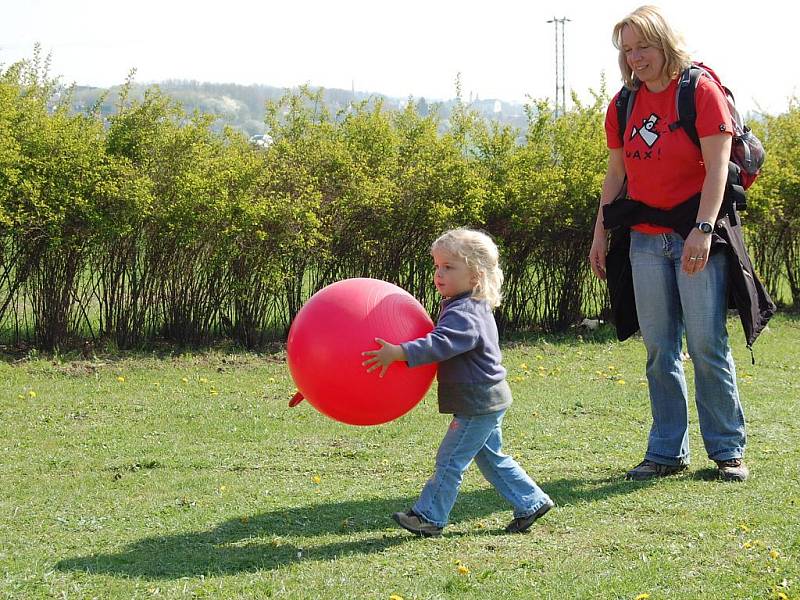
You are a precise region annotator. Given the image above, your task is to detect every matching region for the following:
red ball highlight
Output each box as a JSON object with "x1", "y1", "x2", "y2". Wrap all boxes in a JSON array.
[{"x1": 287, "y1": 278, "x2": 437, "y2": 425}]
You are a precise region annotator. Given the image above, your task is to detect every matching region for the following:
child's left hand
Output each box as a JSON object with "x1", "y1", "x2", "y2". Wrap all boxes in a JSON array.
[{"x1": 362, "y1": 338, "x2": 406, "y2": 378}]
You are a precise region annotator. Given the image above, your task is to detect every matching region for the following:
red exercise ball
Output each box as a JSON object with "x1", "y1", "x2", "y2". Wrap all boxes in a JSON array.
[{"x1": 287, "y1": 278, "x2": 437, "y2": 426}]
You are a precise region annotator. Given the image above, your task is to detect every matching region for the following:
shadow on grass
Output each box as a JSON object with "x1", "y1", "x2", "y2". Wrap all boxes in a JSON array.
[{"x1": 55, "y1": 475, "x2": 644, "y2": 579}]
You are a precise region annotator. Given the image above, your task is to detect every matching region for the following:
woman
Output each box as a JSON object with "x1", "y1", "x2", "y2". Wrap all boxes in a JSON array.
[{"x1": 589, "y1": 5, "x2": 748, "y2": 481}]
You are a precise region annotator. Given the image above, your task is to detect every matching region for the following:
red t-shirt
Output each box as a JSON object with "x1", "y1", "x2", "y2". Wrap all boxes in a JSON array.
[{"x1": 605, "y1": 75, "x2": 733, "y2": 233}]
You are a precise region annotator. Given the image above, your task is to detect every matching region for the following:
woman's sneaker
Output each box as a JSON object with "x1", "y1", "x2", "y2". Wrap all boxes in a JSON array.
[
  {"x1": 625, "y1": 459, "x2": 687, "y2": 480},
  {"x1": 715, "y1": 458, "x2": 749, "y2": 481},
  {"x1": 392, "y1": 509, "x2": 443, "y2": 537}
]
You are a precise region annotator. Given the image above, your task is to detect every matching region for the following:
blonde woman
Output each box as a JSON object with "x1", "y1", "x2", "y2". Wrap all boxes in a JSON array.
[
  {"x1": 589, "y1": 6, "x2": 748, "y2": 481},
  {"x1": 363, "y1": 228, "x2": 553, "y2": 536}
]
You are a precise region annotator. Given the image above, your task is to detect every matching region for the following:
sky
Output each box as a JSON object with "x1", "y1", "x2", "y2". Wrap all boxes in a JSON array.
[{"x1": 1, "y1": 0, "x2": 798, "y2": 116}]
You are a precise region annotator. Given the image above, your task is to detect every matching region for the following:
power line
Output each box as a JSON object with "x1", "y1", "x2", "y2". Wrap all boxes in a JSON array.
[{"x1": 546, "y1": 16, "x2": 570, "y2": 117}]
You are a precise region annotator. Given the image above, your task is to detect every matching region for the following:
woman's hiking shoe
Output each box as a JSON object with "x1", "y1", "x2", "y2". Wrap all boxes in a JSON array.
[
  {"x1": 625, "y1": 459, "x2": 687, "y2": 481},
  {"x1": 505, "y1": 499, "x2": 555, "y2": 534},
  {"x1": 715, "y1": 458, "x2": 749, "y2": 481},
  {"x1": 392, "y1": 509, "x2": 443, "y2": 537}
]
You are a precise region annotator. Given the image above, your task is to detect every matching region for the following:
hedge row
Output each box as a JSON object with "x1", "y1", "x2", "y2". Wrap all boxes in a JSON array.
[{"x1": 1, "y1": 55, "x2": 797, "y2": 350}]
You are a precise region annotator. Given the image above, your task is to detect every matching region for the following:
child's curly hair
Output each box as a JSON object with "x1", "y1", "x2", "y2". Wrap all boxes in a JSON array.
[{"x1": 431, "y1": 228, "x2": 503, "y2": 308}]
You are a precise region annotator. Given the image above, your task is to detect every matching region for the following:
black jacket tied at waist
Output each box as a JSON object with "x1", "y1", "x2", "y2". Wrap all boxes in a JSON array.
[{"x1": 602, "y1": 196, "x2": 776, "y2": 352}]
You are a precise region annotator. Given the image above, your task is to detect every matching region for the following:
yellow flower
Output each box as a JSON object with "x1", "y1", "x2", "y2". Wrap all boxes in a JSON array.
[
  {"x1": 519, "y1": 362, "x2": 528, "y2": 370},
  {"x1": 618, "y1": 380, "x2": 626, "y2": 385},
  {"x1": 635, "y1": 594, "x2": 650, "y2": 600},
  {"x1": 776, "y1": 592, "x2": 788, "y2": 600},
  {"x1": 769, "y1": 549, "x2": 780, "y2": 559},
  {"x1": 210, "y1": 388, "x2": 219, "y2": 396},
  {"x1": 199, "y1": 377, "x2": 209, "y2": 384},
  {"x1": 312, "y1": 475, "x2": 321, "y2": 484},
  {"x1": 181, "y1": 377, "x2": 188, "y2": 383},
  {"x1": 389, "y1": 595, "x2": 405, "y2": 600},
  {"x1": 743, "y1": 541, "x2": 753, "y2": 549},
  {"x1": 457, "y1": 564, "x2": 470, "y2": 575},
  {"x1": 268, "y1": 377, "x2": 276, "y2": 383},
  {"x1": 219, "y1": 485, "x2": 226, "y2": 492},
  {"x1": 116, "y1": 376, "x2": 125, "y2": 382},
  {"x1": 28, "y1": 390, "x2": 36, "y2": 398}
]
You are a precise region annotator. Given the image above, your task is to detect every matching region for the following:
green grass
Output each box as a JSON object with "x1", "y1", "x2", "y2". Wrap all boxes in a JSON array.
[{"x1": 1, "y1": 315, "x2": 798, "y2": 599}]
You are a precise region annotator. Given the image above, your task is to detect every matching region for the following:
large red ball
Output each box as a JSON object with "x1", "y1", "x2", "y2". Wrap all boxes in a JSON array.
[{"x1": 287, "y1": 278, "x2": 437, "y2": 425}]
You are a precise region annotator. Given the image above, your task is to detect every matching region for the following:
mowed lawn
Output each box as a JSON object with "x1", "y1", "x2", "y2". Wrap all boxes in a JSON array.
[{"x1": 1, "y1": 315, "x2": 798, "y2": 599}]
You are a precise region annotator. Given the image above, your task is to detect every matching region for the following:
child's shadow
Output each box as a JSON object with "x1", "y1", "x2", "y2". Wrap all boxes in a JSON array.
[{"x1": 55, "y1": 475, "x2": 643, "y2": 579}]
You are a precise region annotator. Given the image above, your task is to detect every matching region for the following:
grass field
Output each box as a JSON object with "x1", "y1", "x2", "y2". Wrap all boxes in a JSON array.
[{"x1": 1, "y1": 315, "x2": 798, "y2": 599}]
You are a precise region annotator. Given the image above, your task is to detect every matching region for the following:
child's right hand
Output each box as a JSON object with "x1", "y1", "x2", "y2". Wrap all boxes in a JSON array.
[{"x1": 362, "y1": 338, "x2": 406, "y2": 378}]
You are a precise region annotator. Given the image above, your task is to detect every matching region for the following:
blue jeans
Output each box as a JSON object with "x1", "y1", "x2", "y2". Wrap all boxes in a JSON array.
[
  {"x1": 412, "y1": 409, "x2": 551, "y2": 528},
  {"x1": 629, "y1": 231, "x2": 746, "y2": 465}
]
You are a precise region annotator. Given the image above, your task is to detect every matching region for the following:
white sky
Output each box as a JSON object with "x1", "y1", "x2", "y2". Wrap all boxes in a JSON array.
[{"x1": 1, "y1": 0, "x2": 798, "y2": 115}]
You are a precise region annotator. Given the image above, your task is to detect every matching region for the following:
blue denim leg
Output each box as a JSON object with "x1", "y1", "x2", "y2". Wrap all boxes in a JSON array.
[
  {"x1": 629, "y1": 231, "x2": 745, "y2": 465},
  {"x1": 472, "y1": 413, "x2": 552, "y2": 519},
  {"x1": 677, "y1": 244, "x2": 746, "y2": 461},
  {"x1": 413, "y1": 410, "x2": 549, "y2": 527}
]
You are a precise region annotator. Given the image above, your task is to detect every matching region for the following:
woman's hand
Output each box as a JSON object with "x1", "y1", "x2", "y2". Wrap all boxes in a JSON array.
[
  {"x1": 362, "y1": 338, "x2": 406, "y2": 378},
  {"x1": 589, "y1": 232, "x2": 609, "y2": 280},
  {"x1": 681, "y1": 228, "x2": 713, "y2": 275}
]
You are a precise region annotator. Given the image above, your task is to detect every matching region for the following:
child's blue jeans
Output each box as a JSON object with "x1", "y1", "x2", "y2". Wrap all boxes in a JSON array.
[{"x1": 412, "y1": 409, "x2": 551, "y2": 528}]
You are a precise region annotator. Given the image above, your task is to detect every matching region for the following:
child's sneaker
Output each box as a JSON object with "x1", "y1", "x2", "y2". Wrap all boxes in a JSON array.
[
  {"x1": 392, "y1": 509, "x2": 443, "y2": 537},
  {"x1": 505, "y1": 499, "x2": 554, "y2": 534}
]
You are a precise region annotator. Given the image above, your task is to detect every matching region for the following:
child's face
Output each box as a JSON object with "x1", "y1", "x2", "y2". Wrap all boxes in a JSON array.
[{"x1": 432, "y1": 248, "x2": 476, "y2": 298}]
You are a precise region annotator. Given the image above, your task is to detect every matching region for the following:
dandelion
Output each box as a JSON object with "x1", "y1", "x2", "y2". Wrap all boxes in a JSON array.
[
  {"x1": 219, "y1": 485, "x2": 227, "y2": 492},
  {"x1": 607, "y1": 365, "x2": 616, "y2": 371},
  {"x1": 18, "y1": 394, "x2": 24, "y2": 400},
  {"x1": 738, "y1": 522, "x2": 750, "y2": 533},
  {"x1": 618, "y1": 380, "x2": 626, "y2": 385},
  {"x1": 312, "y1": 475, "x2": 321, "y2": 484},
  {"x1": 199, "y1": 377, "x2": 209, "y2": 384},
  {"x1": 743, "y1": 540, "x2": 753, "y2": 549},
  {"x1": 635, "y1": 594, "x2": 650, "y2": 600},
  {"x1": 181, "y1": 377, "x2": 188, "y2": 383},
  {"x1": 520, "y1": 362, "x2": 528, "y2": 370},
  {"x1": 29, "y1": 390, "x2": 37, "y2": 398},
  {"x1": 776, "y1": 592, "x2": 788, "y2": 600},
  {"x1": 457, "y1": 564, "x2": 470, "y2": 575},
  {"x1": 116, "y1": 376, "x2": 125, "y2": 382},
  {"x1": 769, "y1": 549, "x2": 780, "y2": 560},
  {"x1": 389, "y1": 595, "x2": 405, "y2": 600}
]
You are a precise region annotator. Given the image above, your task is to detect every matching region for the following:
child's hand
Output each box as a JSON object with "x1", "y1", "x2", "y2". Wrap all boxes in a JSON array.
[{"x1": 362, "y1": 338, "x2": 406, "y2": 378}]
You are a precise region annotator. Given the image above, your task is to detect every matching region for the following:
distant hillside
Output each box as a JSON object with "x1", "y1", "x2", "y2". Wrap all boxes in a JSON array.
[{"x1": 68, "y1": 80, "x2": 532, "y2": 137}]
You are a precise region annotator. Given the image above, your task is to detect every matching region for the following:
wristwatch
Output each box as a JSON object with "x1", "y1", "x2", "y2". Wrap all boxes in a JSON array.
[{"x1": 695, "y1": 221, "x2": 713, "y2": 234}]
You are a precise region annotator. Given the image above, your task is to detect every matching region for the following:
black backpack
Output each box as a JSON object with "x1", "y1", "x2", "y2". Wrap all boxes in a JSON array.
[{"x1": 615, "y1": 62, "x2": 765, "y2": 210}]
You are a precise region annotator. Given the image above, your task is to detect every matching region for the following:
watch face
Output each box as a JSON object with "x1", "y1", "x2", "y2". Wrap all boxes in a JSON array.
[{"x1": 698, "y1": 222, "x2": 713, "y2": 234}]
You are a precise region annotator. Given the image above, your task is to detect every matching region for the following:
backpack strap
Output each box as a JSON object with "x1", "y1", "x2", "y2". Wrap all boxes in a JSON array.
[
  {"x1": 669, "y1": 66, "x2": 701, "y2": 148},
  {"x1": 615, "y1": 85, "x2": 637, "y2": 146}
]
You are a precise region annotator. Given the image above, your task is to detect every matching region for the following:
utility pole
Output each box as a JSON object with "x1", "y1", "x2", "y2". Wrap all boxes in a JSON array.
[{"x1": 546, "y1": 16, "x2": 570, "y2": 117}]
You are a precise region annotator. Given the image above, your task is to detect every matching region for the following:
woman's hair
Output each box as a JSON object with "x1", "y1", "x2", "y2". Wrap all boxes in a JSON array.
[
  {"x1": 431, "y1": 228, "x2": 503, "y2": 308},
  {"x1": 612, "y1": 5, "x2": 692, "y2": 89}
]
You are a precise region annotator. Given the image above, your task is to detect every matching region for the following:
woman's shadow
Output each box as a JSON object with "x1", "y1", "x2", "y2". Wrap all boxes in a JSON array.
[{"x1": 55, "y1": 475, "x2": 646, "y2": 579}]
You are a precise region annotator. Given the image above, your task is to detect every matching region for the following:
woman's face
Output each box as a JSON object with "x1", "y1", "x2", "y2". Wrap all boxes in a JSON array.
[{"x1": 621, "y1": 24, "x2": 668, "y2": 90}]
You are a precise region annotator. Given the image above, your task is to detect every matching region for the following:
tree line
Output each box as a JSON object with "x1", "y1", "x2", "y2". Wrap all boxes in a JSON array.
[{"x1": 1, "y1": 52, "x2": 798, "y2": 350}]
